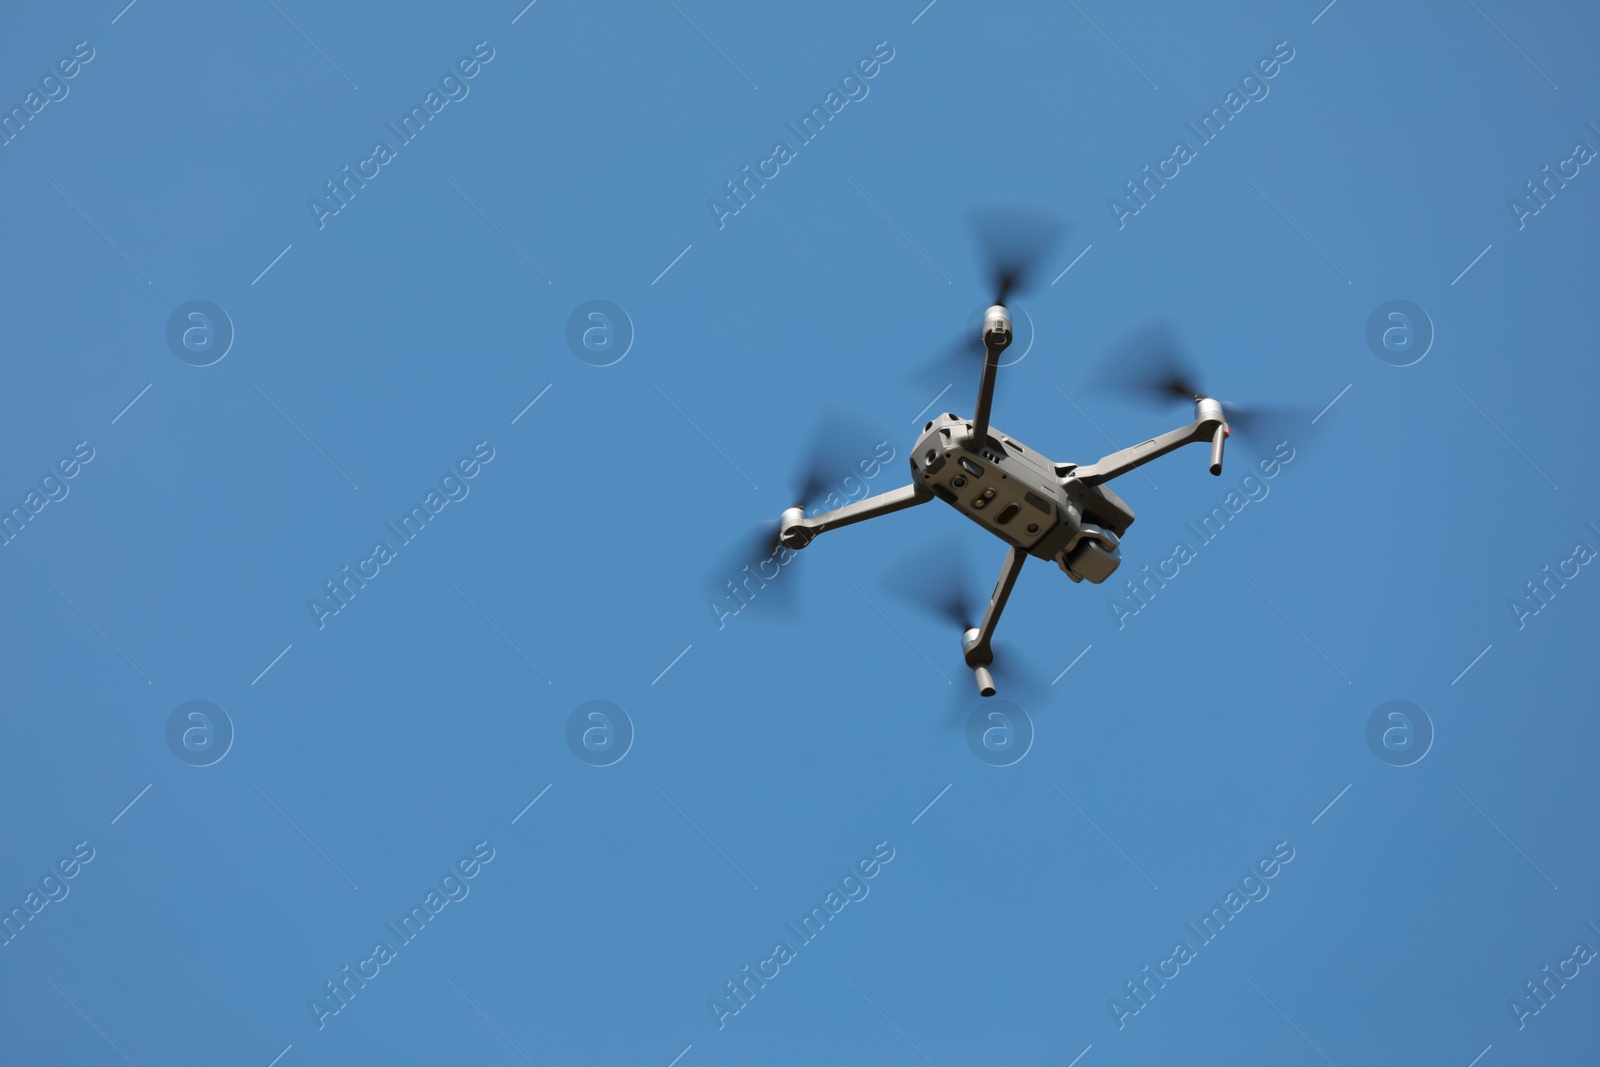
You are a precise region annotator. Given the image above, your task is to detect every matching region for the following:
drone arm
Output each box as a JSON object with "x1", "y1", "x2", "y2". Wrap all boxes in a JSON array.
[
  {"x1": 966, "y1": 307, "x2": 1015, "y2": 451},
  {"x1": 967, "y1": 344, "x2": 1003, "y2": 450},
  {"x1": 1072, "y1": 404, "x2": 1227, "y2": 486},
  {"x1": 780, "y1": 482, "x2": 933, "y2": 548},
  {"x1": 962, "y1": 545, "x2": 1027, "y2": 696}
]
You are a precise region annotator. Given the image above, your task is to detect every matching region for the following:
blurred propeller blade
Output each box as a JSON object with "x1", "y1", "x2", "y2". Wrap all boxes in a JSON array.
[
  {"x1": 1091, "y1": 319, "x2": 1203, "y2": 406},
  {"x1": 935, "y1": 640, "x2": 1050, "y2": 732},
  {"x1": 883, "y1": 537, "x2": 1050, "y2": 721},
  {"x1": 704, "y1": 410, "x2": 893, "y2": 622},
  {"x1": 1216, "y1": 401, "x2": 1317, "y2": 447},
  {"x1": 1091, "y1": 319, "x2": 1312, "y2": 446},
  {"x1": 792, "y1": 409, "x2": 891, "y2": 510},
  {"x1": 704, "y1": 520, "x2": 799, "y2": 620},
  {"x1": 903, "y1": 204, "x2": 1064, "y2": 398},
  {"x1": 981, "y1": 639, "x2": 1047, "y2": 703},
  {"x1": 904, "y1": 332, "x2": 983, "y2": 404},
  {"x1": 970, "y1": 203, "x2": 1064, "y2": 305},
  {"x1": 880, "y1": 535, "x2": 978, "y2": 632}
]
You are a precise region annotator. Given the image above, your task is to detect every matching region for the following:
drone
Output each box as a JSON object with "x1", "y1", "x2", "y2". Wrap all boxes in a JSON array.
[{"x1": 769, "y1": 206, "x2": 1276, "y2": 698}]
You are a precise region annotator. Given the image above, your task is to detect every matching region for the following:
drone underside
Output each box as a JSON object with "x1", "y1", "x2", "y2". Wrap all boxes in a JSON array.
[
  {"x1": 906, "y1": 411, "x2": 1132, "y2": 583},
  {"x1": 778, "y1": 300, "x2": 1229, "y2": 698}
]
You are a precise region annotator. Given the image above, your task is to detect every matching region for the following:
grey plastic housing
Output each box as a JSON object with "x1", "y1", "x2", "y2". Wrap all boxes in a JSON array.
[{"x1": 775, "y1": 389, "x2": 1227, "y2": 697}]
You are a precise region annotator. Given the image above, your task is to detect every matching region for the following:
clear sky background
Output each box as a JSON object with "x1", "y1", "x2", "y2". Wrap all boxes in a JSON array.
[{"x1": 1, "y1": 1, "x2": 1597, "y2": 1065}]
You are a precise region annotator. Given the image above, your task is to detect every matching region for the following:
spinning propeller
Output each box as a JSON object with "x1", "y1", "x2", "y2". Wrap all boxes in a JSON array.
[
  {"x1": 971, "y1": 201, "x2": 1065, "y2": 308},
  {"x1": 908, "y1": 204, "x2": 1065, "y2": 393},
  {"x1": 880, "y1": 535, "x2": 1043, "y2": 716},
  {"x1": 1092, "y1": 320, "x2": 1309, "y2": 445},
  {"x1": 722, "y1": 202, "x2": 1295, "y2": 704},
  {"x1": 708, "y1": 411, "x2": 887, "y2": 619}
]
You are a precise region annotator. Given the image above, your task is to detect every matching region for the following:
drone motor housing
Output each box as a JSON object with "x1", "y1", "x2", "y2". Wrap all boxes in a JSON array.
[{"x1": 982, "y1": 304, "x2": 1012, "y2": 350}]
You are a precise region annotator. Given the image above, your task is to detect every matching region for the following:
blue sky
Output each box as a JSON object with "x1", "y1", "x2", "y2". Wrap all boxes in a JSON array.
[{"x1": 2, "y1": 1, "x2": 1598, "y2": 1064}]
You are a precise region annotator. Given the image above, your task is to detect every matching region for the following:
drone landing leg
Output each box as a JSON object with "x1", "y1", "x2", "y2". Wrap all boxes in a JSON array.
[
  {"x1": 780, "y1": 483, "x2": 933, "y2": 549},
  {"x1": 962, "y1": 545, "x2": 1027, "y2": 697}
]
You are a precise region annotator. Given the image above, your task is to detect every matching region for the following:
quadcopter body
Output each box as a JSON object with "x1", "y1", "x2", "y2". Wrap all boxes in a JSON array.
[{"x1": 777, "y1": 303, "x2": 1229, "y2": 696}]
